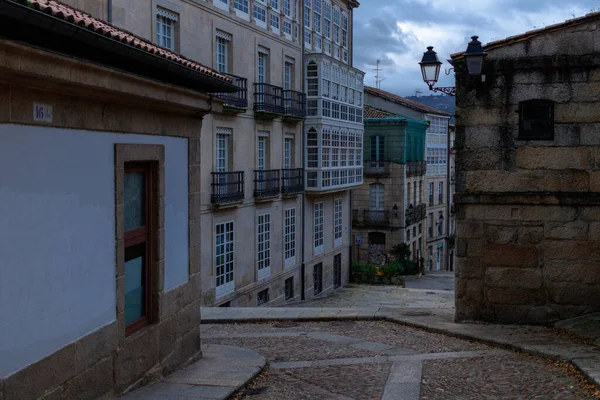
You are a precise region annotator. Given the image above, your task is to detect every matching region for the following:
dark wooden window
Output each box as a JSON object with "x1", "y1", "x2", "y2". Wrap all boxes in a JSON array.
[
  {"x1": 333, "y1": 254, "x2": 342, "y2": 289},
  {"x1": 519, "y1": 100, "x2": 554, "y2": 140},
  {"x1": 285, "y1": 277, "x2": 294, "y2": 301},
  {"x1": 257, "y1": 288, "x2": 270, "y2": 305},
  {"x1": 124, "y1": 163, "x2": 152, "y2": 336},
  {"x1": 313, "y1": 263, "x2": 323, "y2": 295}
]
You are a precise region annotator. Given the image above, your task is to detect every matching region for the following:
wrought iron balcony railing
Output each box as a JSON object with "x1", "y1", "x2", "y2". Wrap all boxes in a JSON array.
[
  {"x1": 254, "y1": 83, "x2": 284, "y2": 115},
  {"x1": 364, "y1": 161, "x2": 390, "y2": 177},
  {"x1": 407, "y1": 161, "x2": 427, "y2": 177},
  {"x1": 211, "y1": 171, "x2": 244, "y2": 204},
  {"x1": 215, "y1": 74, "x2": 248, "y2": 110},
  {"x1": 283, "y1": 90, "x2": 306, "y2": 118},
  {"x1": 405, "y1": 203, "x2": 427, "y2": 226},
  {"x1": 254, "y1": 169, "x2": 281, "y2": 198},
  {"x1": 281, "y1": 168, "x2": 304, "y2": 195},
  {"x1": 363, "y1": 210, "x2": 390, "y2": 227}
]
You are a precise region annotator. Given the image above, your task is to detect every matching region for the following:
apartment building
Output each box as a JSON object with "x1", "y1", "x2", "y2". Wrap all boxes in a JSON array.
[
  {"x1": 363, "y1": 87, "x2": 452, "y2": 271},
  {"x1": 352, "y1": 106, "x2": 427, "y2": 265},
  {"x1": 302, "y1": 0, "x2": 364, "y2": 298}
]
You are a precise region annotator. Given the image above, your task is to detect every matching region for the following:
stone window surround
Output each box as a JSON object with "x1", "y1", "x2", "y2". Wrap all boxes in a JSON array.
[{"x1": 115, "y1": 144, "x2": 166, "y2": 343}]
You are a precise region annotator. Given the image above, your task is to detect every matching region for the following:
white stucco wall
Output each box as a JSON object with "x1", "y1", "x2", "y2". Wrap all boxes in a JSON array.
[{"x1": 0, "y1": 124, "x2": 189, "y2": 378}]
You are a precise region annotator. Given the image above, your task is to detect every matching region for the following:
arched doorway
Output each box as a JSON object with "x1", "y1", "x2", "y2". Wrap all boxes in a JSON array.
[{"x1": 368, "y1": 232, "x2": 386, "y2": 266}]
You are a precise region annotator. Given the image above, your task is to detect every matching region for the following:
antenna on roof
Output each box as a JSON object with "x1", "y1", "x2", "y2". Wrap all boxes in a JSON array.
[
  {"x1": 373, "y1": 59, "x2": 387, "y2": 89},
  {"x1": 415, "y1": 89, "x2": 423, "y2": 97}
]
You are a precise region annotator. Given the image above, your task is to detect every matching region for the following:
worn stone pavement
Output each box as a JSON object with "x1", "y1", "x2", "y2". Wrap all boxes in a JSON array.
[{"x1": 119, "y1": 277, "x2": 600, "y2": 399}]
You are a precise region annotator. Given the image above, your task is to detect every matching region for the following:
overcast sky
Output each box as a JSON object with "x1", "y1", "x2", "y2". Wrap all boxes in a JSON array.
[{"x1": 353, "y1": 0, "x2": 599, "y2": 97}]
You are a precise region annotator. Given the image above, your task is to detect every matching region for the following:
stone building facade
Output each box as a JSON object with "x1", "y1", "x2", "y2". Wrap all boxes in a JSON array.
[
  {"x1": 352, "y1": 107, "x2": 427, "y2": 266},
  {"x1": 0, "y1": 0, "x2": 235, "y2": 398},
  {"x1": 363, "y1": 87, "x2": 453, "y2": 271},
  {"x1": 452, "y1": 12, "x2": 600, "y2": 324}
]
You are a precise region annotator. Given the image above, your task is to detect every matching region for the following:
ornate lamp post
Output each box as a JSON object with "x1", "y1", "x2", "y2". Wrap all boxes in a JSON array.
[{"x1": 418, "y1": 36, "x2": 487, "y2": 96}]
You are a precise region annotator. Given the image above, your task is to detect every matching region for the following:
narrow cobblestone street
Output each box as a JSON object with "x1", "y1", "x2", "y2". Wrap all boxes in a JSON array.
[{"x1": 202, "y1": 321, "x2": 597, "y2": 400}]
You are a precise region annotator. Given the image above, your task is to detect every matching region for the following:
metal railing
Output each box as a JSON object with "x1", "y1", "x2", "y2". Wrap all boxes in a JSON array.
[
  {"x1": 211, "y1": 171, "x2": 244, "y2": 204},
  {"x1": 405, "y1": 204, "x2": 426, "y2": 226},
  {"x1": 281, "y1": 168, "x2": 304, "y2": 195},
  {"x1": 254, "y1": 83, "x2": 284, "y2": 114},
  {"x1": 407, "y1": 161, "x2": 427, "y2": 177},
  {"x1": 215, "y1": 74, "x2": 248, "y2": 109},
  {"x1": 364, "y1": 161, "x2": 390, "y2": 177},
  {"x1": 283, "y1": 89, "x2": 306, "y2": 118},
  {"x1": 254, "y1": 169, "x2": 281, "y2": 198},
  {"x1": 363, "y1": 210, "x2": 390, "y2": 227}
]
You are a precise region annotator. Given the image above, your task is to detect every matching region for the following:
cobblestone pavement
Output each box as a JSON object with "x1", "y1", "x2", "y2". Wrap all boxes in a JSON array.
[
  {"x1": 288, "y1": 283, "x2": 454, "y2": 309},
  {"x1": 203, "y1": 321, "x2": 597, "y2": 400}
]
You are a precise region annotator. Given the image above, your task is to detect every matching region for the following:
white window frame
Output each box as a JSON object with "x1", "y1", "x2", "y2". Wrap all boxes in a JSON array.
[
  {"x1": 257, "y1": 50, "x2": 268, "y2": 83},
  {"x1": 215, "y1": 221, "x2": 234, "y2": 298},
  {"x1": 156, "y1": 8, "x2": 177, "y2": 51},
  {"x1": 283, "y1": 18, "x2": 293, "y2": 39},
  {"x1": 213, "y1": 0, "x2": 229, "y2": 12},
  {"x1": 334, "y1": 198, "x2": 343, "y2": 247},
  {"x1": 257, "y1": 213, "x2": 271, "y2": 280},
  {"x1": 284, "y1": 137, "x2": 293, "y2": 169},
  {"x1": 370, "y1": 183, "x2": 384, "y2": 211},
  {"x1": 215, "y1": 33, "x2": 230, "y2": 74},
  {"x1": 270, "y1": 11, "x2": 280, "y2": 34},
  {"x1": 254, "y1": 3, "x2": 267, "y2": 28},
  {"x1": 216, "y1": 128, "x2": 231, "y2": 173},
  {"x1": 257, "y1": 135, "x2": 267, "y2": 170},
  {"x1": 314, "y1": 202, "x2": 324, "y2": 255},
  {"x1": 284, "y1": 208, "x2": 296, "y2": 268},
  {"x1": 234, "y1": 0, "x2": 249, "y2": 19}
]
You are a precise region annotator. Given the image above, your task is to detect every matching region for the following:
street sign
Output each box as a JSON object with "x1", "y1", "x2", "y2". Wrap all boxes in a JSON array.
[{"x1": 355, "y1": 236, "x2": 362, "y2": 245}]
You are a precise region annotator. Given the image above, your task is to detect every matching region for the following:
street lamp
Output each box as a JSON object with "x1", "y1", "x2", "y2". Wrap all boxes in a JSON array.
[{"x1": 418, "y1": 35, "x2": 487, "y2": 96}]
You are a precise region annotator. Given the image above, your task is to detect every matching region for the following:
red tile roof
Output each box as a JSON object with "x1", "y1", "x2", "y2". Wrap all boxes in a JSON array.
[
  {"x1": 364, "y1": 104, "x2": 397, "y2": 119},
  {"x1": 364, "y1": 86, "x2": 452, "y2": 117},
  {"x1": 15, "y1": 0, "x2": 231, "y2": 83},
  {"x1": 451, "y1": 11, "x2": 600, "y2": 58}
]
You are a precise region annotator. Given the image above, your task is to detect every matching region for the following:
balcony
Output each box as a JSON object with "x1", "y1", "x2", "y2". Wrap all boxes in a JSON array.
[
  {"x1": 305, "y1": 168, "x2": 364, "y2": 194},
  {"x1": 405, "y1": 204, "x2": 426, "y2": 226},
  {"x1": 407, "y1": 161, "x2": 427, "y2": 177},
  {"x1": 363, "y1": 210, "x2": 390, "y2": 227},
  {"x1": 364, "y1": 161, "x2": 390, "y2": 177},
  {"x1": 216, "y1": 74, "x2": 247, "y2": 111},
  {"x1": 254, "y1": 169, "x2": 280, "y2": 199},
  {"x1": 211, "y1": 171, "x2": 244, "y2": 205},
  {"x1": 254, "y1": 83, "x2": 284, "y2": 117},
  {"x1": 281, "y1": 168, "x2": 304, "y2": 195},
  {"x1": 283, "y1": 90, "x2": 306, "y2": 120}
]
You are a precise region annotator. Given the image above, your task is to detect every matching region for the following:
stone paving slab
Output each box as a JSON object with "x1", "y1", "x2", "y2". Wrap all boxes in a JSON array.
[
  {"x1": 200, "y1": 306, "x2": 600, "y2": 390},
  {"x1": 117, "y1": 344, "x2": 265, "y2": 400}
]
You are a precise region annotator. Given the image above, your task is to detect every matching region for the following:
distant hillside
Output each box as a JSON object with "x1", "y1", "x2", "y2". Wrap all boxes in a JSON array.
[{"x1": 405, "y1": 94, "x2": 455, "y2": 123}]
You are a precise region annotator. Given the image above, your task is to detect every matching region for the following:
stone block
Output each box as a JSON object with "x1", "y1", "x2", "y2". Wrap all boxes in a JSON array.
[
  {"x1": 5, "y1": 343, "x2": 76, "y2": 400},
  {"x1": 543, "y1": 170, "x2": 589, "y2": 192},
  {"x1": 114, "y1": 328, "x2": 159, "y2": 394},
  {"x1": 176, "y1": 301, "x2": 201, "y2": 338},
  {"x1": 544, "y1": 260, "x2": 600, "y2": 285},
  {"x1": 485, "y1": 267, "x2": 543, "y2": 290},
  {"x1": 456, "y1": 220, "x2": 484, "y2": 238},
  {"x1": 75, "y1": 322, "x2": 117, "y2": 373},
  {"x1": 486, "y1": 288, "x2": 543, "y2": 305},
  {"x1": 466, "y1": 239, "x2": 485, "y2": 258},
  {"x1": 482, "y1": 304, "x2": 549, "y2": 325},
  {"x1": 520, "y1": 206, "x2": 576, "y2": 222},
  {"x1": 182, "y1": 274, "x2": 202, "y2": 307},
  {"x1": 463, "y1": 125, "x2": 503, "y2": 149},
  {"x1": 483, "y1": 244, "x2": 538, "y2": 268},
  {"x1": 580, "y1": 123, "x2": 600, "y2": 145},
  {"x1": 181, "y1": 327, "x2": 201, "y2": 364},
  {"x1": 456, "y1": 257, "x2": 484, "y2": 279},
  {"x1": 519, "y1": 226, "x2": 544, "y2": 244},
  {"x1": 64, "y1": 357, "x2": 113, "y2": 400},
  {"x1": 160, "y1": 286, "x2": 183, "y2": 321},
  {"x1": 484, "y1": 223, "x2": 519, "y2": 244},
  {"x1": 581, "y1": 207, "x2": 600, "y2": 221},
  {"x1": 590, "y1": 172, "x2": 600, "y2": 193},
  {"x1": 548, "y1": 283, "x2": 600, "y2": 306},
  {"x1": 544, "y1": 240, "x2": 600, "y2": 260},
  {"x1": 589, "y1": 223, "x2": 600, "y2": 241},
  {"x1": 159, "y1": 315, "x2": 177, "y2": 361},
  {"x1": 516, "y1": 147, "x2": 593, "y2": 170},
  {"x1": 555, "y1": 101, "x2": 600, "y2": 124},
  {"x1": 161, "y1": 338, "x2": 184, "y2": 377},
  {"x1": 39, "y1": 387, "x2": 63, "y2": 400},
  {"x1": 458, "y1": 149, "x2": 508, "y2": 170},
  {"x1": 545, "y1": 220, "x2": 588, "y2": 240},
  {"x1": 465, "y1": 170, "x2": 545, "y2": 193}
]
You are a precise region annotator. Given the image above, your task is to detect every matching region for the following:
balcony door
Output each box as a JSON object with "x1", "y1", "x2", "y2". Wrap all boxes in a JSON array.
[
  {"x1": 370, "y1": 135, "x2": 385, "y2": 171},
  {"x1": 216, "y1": 130, "x2": 230, "y2": 196},
  {"x1": 369, "y1": 183, "x2": 385, "y2": 224}
]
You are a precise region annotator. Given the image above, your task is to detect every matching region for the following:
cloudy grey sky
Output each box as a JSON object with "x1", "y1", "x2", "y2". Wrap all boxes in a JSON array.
[{"x1": 353, "y1": 0, "x2": 599, "y2": 96}]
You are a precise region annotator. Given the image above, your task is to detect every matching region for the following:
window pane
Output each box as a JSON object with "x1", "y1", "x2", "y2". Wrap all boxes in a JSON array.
[
  {"x1": 124, "y1": 171, "x2": 146, "y2": 231},
  {"x1": 125, "y1": 242, "x2": 146, "y2": 325}
]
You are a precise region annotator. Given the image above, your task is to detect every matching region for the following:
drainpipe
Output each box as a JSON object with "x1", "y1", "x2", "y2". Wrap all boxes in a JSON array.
[
  {"x1": 107, "y1": 0, "x2": 112, "y2": 23},
  {"x1": 300, "y1": 14, "x2": 306, "y2": 301},
  {"x1": 446, "y1": 119, "x2": 451, "y2": 271}
]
